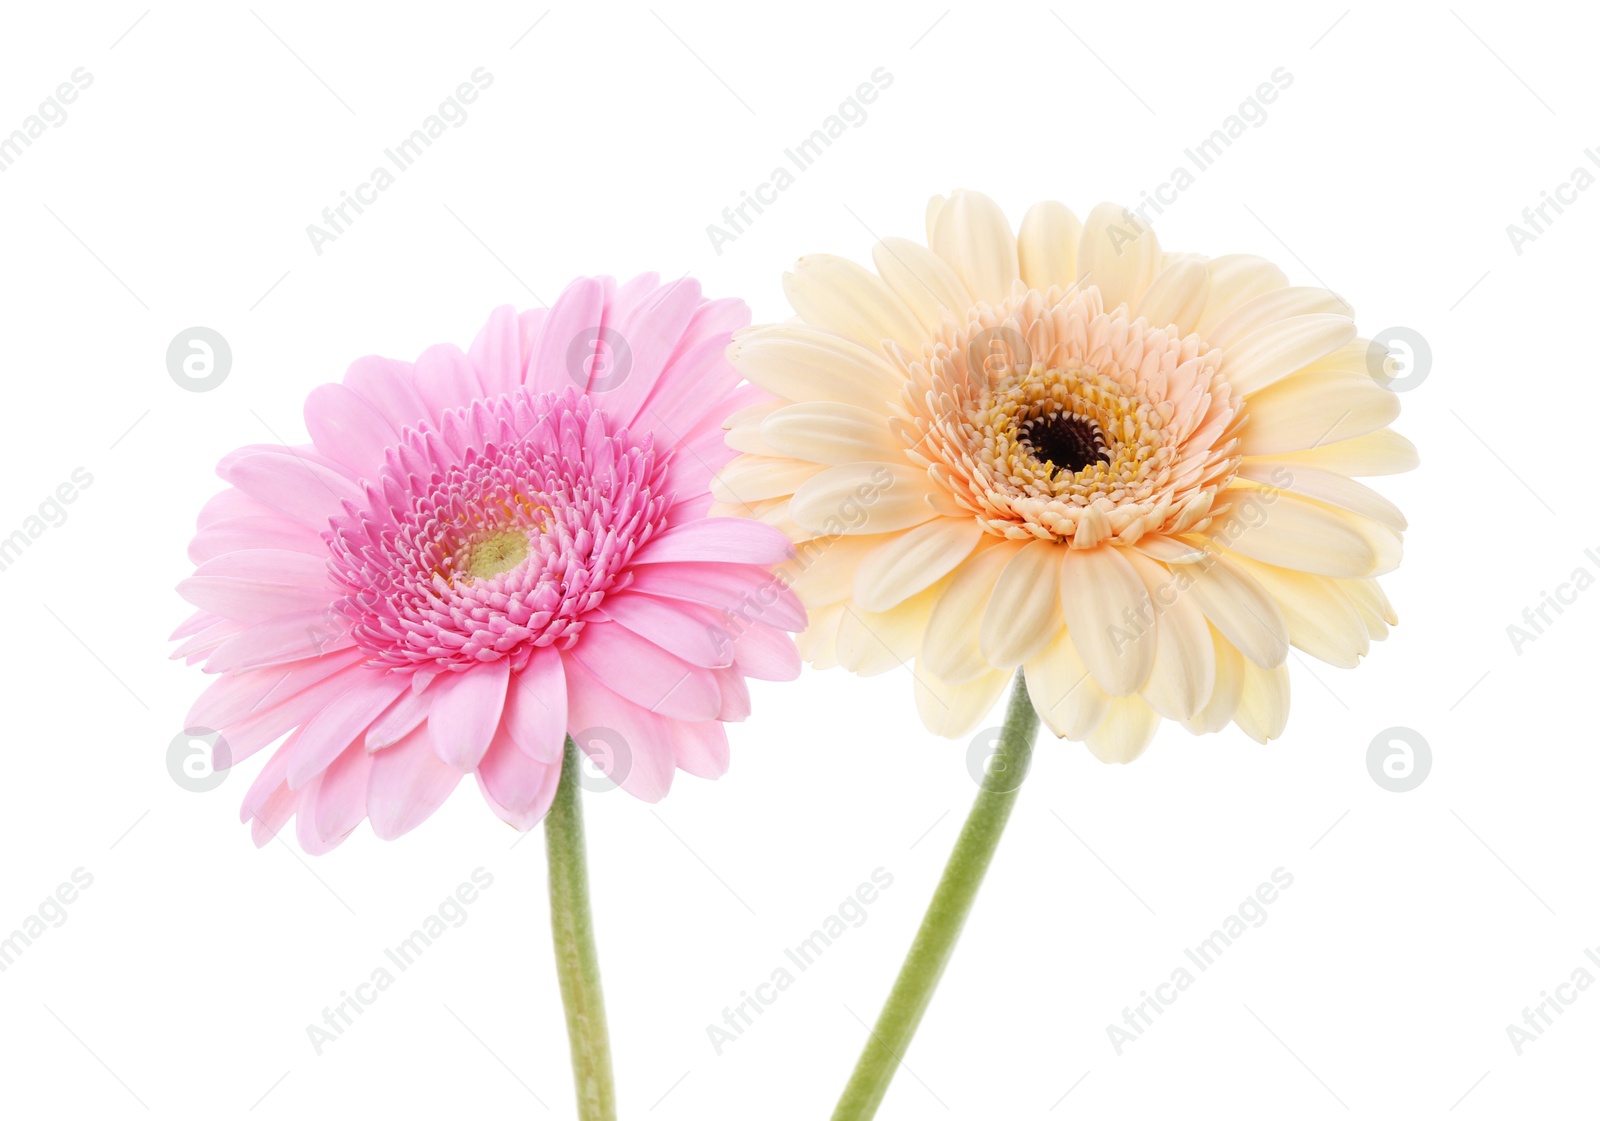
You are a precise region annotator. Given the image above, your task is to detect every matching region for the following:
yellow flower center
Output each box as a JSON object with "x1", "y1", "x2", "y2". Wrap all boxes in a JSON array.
[{"x1": 463, "y1": 530, "x2": 530, "y2": 580}]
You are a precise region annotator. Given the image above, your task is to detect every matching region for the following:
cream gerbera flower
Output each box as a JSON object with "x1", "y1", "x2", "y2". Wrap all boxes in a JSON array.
[{"x1": 716, "y1": 190, "x2": 1412, "y2": 761}]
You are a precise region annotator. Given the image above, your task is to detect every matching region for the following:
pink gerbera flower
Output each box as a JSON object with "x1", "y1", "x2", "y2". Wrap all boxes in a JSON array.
[{"x1": 172, "y1": 275, "x2": 803, "y2": 852}]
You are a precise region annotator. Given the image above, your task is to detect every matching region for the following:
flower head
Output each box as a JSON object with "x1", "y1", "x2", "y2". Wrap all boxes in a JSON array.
[
  {"x1": 174, "y1": 276, "x2": 802, "y2": 850},
  {"x1": 718, "y1": 191, "x2": 1412, "y2": 761}
]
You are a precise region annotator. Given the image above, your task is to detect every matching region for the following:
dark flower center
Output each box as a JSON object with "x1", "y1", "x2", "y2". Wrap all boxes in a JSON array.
[{"x1": 1018, "y1": 410, "x2": 1108, "y2": 474}]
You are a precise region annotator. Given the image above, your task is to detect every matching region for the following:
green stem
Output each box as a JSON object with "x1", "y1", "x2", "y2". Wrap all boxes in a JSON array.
[
  {"x1": 831, "y1": 670, "x2": 1040, "y2": 1121},
  {"x1": 545, "y1": 736, "x2": 617, "y2": 1121}
]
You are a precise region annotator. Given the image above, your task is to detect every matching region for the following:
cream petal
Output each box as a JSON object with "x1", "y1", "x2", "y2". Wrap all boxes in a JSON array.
[
  {"x1": 1182, "y1": 626, "x2": 1245, "y2": 734},
  {"x1": 834, "y1": 583, "x2": 942, "y2": 675},
  {"x1": 1024, "y1": 630, "x2": 1111, "y2": 740},
  {"x1": 1236, "y1": 370, "x2": 1400, "y2": 456},
  {"x1": 1238, "y1": 462, "x2": 1406, "y2": 532},
  {"x1": 1183, "y1": 553, "x2": 1288, "y2": 668},
  {"x1": 1135, "y1": 259, "x2": 1209, "y2": 335},
  {"x1": 925, "y1": 195, "x2": 946, "y2": 243},
  {"x1": 761, "y1": 401, "x2": 907, "y2": 466},
  {"x1": 1017, "y1": 201, "x2": 1083, "y2": 292},
  {"x1": 1085, "y1": 696, "x2": 1160, "y2": 763},
  {"x1": 927, "y1": 190, "x2": 1020, "y2": 305},
  {"x1": 1220, "y1": 313, "x2": 1357, "y2": 396},
  {"x1": 786, "y1": 532, "x2": 899, "y2": 606},
  {"x1": 1133, "y1": 534, "x2": 1210, "y2": 565},
  {"x1": 854, "y1": 517, "x2": 984, "y2": 613},
  {"x1": 1124, "y1": 550, "x2": 1215, "y2": 719},
  {"x1": 979, "y1": 540, "x2": 1066, "y2": 668},
  {"x1": 1077, "y1": 202, "x2": 1160, "y2": 311},
  {"x1": 1228, "y1": 556, "x2": 1369, "y2": 669},
  {"x1": 730, "y1": 324, "x2": 903, "y2": 411},
  {"x1": 789, "y1": 463, "x2": 936, "y2": 536},
  {"x1": 796, "y1": 602, "x2": 846, "y2": 668},
  {"x1": 723, "y1": 400, "x2": 785, "y2": 456},
  {"x1": 914, "y1": 663, "x2": 1012, "y2": 738},
  {"x1": 872, "y1": 237, "x2": 972, "y2": 328},
  {"x1": 738, "y1": 497, "x2": 806, "y2": 542},
  {"x1": 1342, "y1": 509, "x2": 1402, "y2": 576},
  {"x1": 1059, "y1": 546, "x2": 1156, "y2": 696},
  {"x1": 1339, "y1": 577, "x2": 1397, "y2": 641},
  {"x1": 1250, "y1": 428, "x2": 1418, "y2": 477},
  {"x1": 1234, "y1": 659, "x2": 1291, "y2": 743},
  {"x1": 1205, "y1": 287, "x2": 1354, "y2": 350},
  {"x1": 922, "y1": 542, "x2": 1021, "y2": 683},
  {"x1": 1194, "y1": 254, "x2": 1289, "y2": 336},
  {"x1": 1208, "y1": 488, "x2": 1378, "y2": 578},
  {"x1": 1296, "y1": 338, "x2": 1376, "y2": 379},
  {"x1": 783, "y1": 255, "x2": 927, "y2": 352},
  {"x1": 709, "y1": 456, "x2": 822, "y2": 505}
]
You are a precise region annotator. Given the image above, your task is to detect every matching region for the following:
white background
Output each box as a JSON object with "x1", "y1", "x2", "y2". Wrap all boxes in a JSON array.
[{"x1": 0, "y1": 2, "x2": 1593, "y2": 1118}]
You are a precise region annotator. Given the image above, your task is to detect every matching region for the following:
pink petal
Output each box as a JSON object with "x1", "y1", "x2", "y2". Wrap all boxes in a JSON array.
[
  {"x1": 204, "y1": 610, "x2": 353, "y2": 674},
  {"x1": 601, "y1": 591, "x2": 733, "y2": 668},
  {"x1": 630, "y1": 518, "x2": 795, "y2": 567},
  {"x1": 505, "y1": 646, "x2": 567, "y2": 763},
  {"x1": 564, "y1": 657, "x2": 676, "y2": 802},
  {"x1": 288, "y1": 673, "x2": 409, "y2": 788},
  {"x1": 593, "y1": 277, "x2": 703, "y2": 426},
  {"x1": 188, "y1": 652, "x2": 362, "y2": 731},
  {"x1": 568, "y1": 620, "x2": 721, "y2": 721},
  {"x1": 212, "y1": 660, "x2": 373, "y2": 764},
  {"x1": 366, "y1": 725, "x2": 463, "y2": 840},
  {"x1": 196, "y1": 486, "x2": 275, "y2": 528},
  {"x1": 240, "y1": 731, "x2": 297, "y2": 825},
  {"x1": 469, "y1": 305, "x2": 522, "y2": 399},
  {"x1": 672, "y1": 720, "x2": 730, "y2": 780},
  {"x1": 219, "y1": 450, "x2": 361, "y2": 531},
  {"x1": 294, "y1": 785, "x2": 338, "y2": 855},
  {"x1": 427, "y1": 660, "x2": 511, "y2": 769},
  {"x1": 178, "y1": 549, "x2": 335, "y2": 621},
  {"x1": 366, "y1": 688, "x2": 431, "y2": 750},
  {"x1": 173, "y1": 618, "x2": 239, "y2": 662},
  {"x1": 342, "y1": 355, "x2": 427, "y2": 433},
  {"x1": 714, "y1": 667, "x2": 750, "y2": 721},
  {"x1": 627, "y1": 563, "x2": 806, "y2": 632},
  {"x1": 732, "y1": 623, "x2": 802, "y2": 681},
  {"x1": 304, "y1": 382, "x2": 399, "y2": 479},
  {"x1": 412, "y1": 343, "x2": 482, "y2": 420},
  {"x1": 526, "y1": 277, "x2": 609, "y2": 397},
  {"x1": 250, "y1": 782, "x2": 297, "y2": 847},
  {"x1": 637, "y1": 330, "x2": 742, "y2": 437},
  {"x1": 312, "y1": 744, "x2": 373, "y2": 845},
  {"x1": 188, "y1": 516, "x2": 325, "y2": 563},
  {"x1": 516, "y1": 308, "x2": 548, "y2": 375},
  {"x1": 475, "y1": 725, "x2": 561, "y2": 830}
]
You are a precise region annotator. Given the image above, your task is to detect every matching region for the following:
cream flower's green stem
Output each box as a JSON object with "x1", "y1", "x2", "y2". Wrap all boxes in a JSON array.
[
  {"x1": 831, "y1": 670, "x2": 1040, "y2": 1121},
  {"x1": 546, "y1": 736, "x2": 617, "y2": 1121}
]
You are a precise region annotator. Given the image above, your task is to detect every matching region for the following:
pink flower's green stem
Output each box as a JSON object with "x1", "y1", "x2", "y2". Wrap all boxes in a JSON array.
[
  {"x1": 831, "y1": 670, "x2": 1040, "y2": 1121},
  {"x1": 546, "y1": 736, "x2": 617, "y2": 1121}
]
